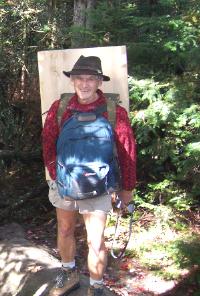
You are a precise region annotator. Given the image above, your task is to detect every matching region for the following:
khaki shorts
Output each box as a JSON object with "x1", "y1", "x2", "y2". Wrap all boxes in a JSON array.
[{"x1": 48, "y1": 181, "x2": 112, "y2": 214}]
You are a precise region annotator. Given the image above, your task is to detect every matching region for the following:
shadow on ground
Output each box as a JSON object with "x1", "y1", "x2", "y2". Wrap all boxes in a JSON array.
[{"x1": 0, "y1": 223, "x2": 116, "y2": 296}]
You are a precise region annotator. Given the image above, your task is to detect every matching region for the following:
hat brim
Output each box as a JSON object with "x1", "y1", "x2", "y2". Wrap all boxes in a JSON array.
[{"x1": 63, "y1": 70, "x2": 110, "y2": 81}]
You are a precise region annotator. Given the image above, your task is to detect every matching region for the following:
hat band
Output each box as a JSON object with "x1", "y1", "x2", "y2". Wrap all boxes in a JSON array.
[
  {"x1": 63, "y1": 68, "x2": 110, "y2": 81},
  {"x1": 70, "y1": 69, "x2": 102, "y2": 76},
  {"x1": 73, "y1": 65, "x2": 103, "y2": 74}
]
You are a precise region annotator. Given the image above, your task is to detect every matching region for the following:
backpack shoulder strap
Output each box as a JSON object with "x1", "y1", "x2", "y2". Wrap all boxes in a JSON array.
[
  {"x1": 57, "y1": 92, "x2": 119, "y2": 128},
  {"x1": 104, "y1": 93, "x2": 121, "y2": 104},
  {"x1": 104, "y1": 93, "x2": 119, "y2": 129},
  {"x1": 57, "y1": 93, "x2": 74, "y2": 126}
]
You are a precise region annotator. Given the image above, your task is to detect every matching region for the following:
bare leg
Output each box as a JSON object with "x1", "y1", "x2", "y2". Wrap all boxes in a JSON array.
[
  {"x1": 56, "y1": 208, "x2": 77, "y2": 262},
  {"x1": 48, "y1": 209, "x2": 80, "y2": 295},
  {"x1": 83, "y1": 211, "x2": 107, "y2": 280}
]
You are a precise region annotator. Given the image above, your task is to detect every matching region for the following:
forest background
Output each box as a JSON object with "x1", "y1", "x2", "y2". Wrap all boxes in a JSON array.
[{"x1": 0, "y1": 0, "x2": 200, "y2": 294}]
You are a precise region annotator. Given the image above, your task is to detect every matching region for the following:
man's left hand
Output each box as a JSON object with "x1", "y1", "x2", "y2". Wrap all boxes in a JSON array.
[{"x1": 118, "y1": 190, "x2": 133, "y2": 207}]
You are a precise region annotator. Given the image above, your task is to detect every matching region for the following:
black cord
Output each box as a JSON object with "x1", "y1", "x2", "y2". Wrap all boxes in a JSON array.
[{"x1": 110, "y1": 201, "x2": 135, "y2": 259}]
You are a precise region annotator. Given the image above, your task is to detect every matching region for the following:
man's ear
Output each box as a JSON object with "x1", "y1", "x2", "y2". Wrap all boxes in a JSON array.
[{"x1": 98, "y1": 79, "x2": 103, "y2": 87}]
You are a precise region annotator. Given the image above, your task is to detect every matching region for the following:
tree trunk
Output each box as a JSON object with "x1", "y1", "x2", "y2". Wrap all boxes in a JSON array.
[
  {"x1": 0, "y1": 150, "x2": 42, "y2": 161},
  {"x1": 20, "y1": 18, "x2": 28, "y2": 100},
  {"x1": 73, "y1": 0, "x2": 86, "y2": 27},
  {"x1": 48, "y1": 0, "x2": 58, "y2": 48},
  {"x1": 71, "y1": 0, "x2": 96, "y2": 48},
  {"x1": 85, "y1": 0, "x2": 96, "y2": 30}
]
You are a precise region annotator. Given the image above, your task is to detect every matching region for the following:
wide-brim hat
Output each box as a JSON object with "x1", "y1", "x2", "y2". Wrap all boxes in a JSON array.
[{"x1": 63, "y1": 55, "x2": 110, "y2": 81}]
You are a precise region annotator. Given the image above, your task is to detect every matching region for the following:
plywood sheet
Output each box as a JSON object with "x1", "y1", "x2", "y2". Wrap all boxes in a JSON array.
[
  {"x1": 38, "y1": 46, "x2": 129, "y2": 125},
  {"x1": 37, "y1": 46, "x2": 129, "y2": 179}
]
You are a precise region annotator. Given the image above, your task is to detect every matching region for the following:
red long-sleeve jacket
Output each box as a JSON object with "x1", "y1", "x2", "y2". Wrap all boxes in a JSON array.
[{"x1": 42, "y1": 90, "x2": 136, "y2": 191}]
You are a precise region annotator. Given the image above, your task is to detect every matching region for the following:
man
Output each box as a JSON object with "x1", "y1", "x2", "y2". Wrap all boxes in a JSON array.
[{"x1": 42, "y1": 55, "x2": 136, "y2": 296}]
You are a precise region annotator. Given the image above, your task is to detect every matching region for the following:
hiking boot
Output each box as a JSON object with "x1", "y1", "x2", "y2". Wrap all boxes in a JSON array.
[
  {"x1": 87, "y1": 283, "x2": 104, "y2": 296},
  {"x1": 49, "y1": 267, "x2": 80, "y2": 296}
]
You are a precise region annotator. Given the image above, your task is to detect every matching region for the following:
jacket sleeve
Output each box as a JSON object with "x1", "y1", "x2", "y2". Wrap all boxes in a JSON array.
[
  {"x1": 42, "y1": 100, "x2": 60, "y2": 180},
  {"x1": 115, "y1": 105, "x2": 136, "y2": 191}
]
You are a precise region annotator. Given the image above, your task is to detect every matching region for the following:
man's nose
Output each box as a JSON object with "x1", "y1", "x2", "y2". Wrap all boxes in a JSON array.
[{"x1": 81, "y1": 79, "x2": 89, "y2": 87}]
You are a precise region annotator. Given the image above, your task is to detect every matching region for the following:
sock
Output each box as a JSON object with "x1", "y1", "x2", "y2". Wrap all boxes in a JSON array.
[
  {"x1": 62, "y1": 260, "x2": 75, "y2": 269},
  {"x1": 90, "y1": 277, "x2": 103, "y2": 287}
]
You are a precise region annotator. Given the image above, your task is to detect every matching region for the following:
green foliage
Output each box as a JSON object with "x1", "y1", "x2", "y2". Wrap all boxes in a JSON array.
[
  {"x1": 1, "y1": 0, "x2": 199, "y2": 213},
  {"x1": 129, "y1": 73, "x2": 200, "y2": 210},
  {"x1": 72, "y1": 1, "x2": 136, "y2": 46},
  {"x1": 0, "y1": 0, "x2": 73, "y2": 99},
  {"x1": 127, "y1": 208, "x2": 200, "y2": 280},
  {"x1": 0, "y1": 105, "x2": 25, "y2": 151},
  {"x1": 139, "y1": 234, "x2": 200, "y2": 280},
  {"x1": 80, "y1": 0, "x2": 200, "y2": 77}
]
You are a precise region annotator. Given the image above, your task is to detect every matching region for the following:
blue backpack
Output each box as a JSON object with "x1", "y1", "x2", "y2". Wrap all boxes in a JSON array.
[{"x1": 56, "y1": 96, "x2": 121, "y2": 199}]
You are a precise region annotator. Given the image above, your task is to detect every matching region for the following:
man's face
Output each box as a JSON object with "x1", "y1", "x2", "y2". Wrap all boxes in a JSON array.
[{"x1": 71, "y1": 74, "x2": 102, "y2": 104}]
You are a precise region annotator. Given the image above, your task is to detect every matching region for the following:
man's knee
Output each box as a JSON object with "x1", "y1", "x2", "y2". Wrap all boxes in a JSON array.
[
  {"x1": 87, "y1": 236, "x2": 106, "y2": 255},
  {"x1": 56, "y1": 209, "x2": 77, "y2": 238},
  {"x1": 58, "y1": 223, "x2": 75, "y2": 238}
]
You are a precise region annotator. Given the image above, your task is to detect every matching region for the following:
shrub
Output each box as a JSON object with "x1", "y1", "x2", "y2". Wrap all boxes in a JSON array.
[{"x1": 129, "y1": 75, "x2": 200, "y2": 210}]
